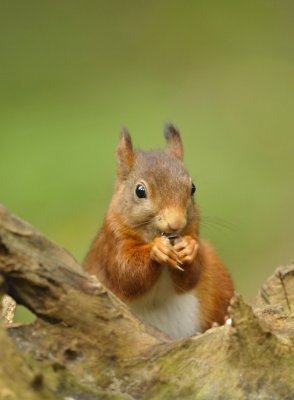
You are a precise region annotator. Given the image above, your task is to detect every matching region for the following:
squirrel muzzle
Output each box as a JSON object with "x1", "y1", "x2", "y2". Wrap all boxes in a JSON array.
[{"x1": 158, "y1": 208, "x2": 187, "y2": 235}]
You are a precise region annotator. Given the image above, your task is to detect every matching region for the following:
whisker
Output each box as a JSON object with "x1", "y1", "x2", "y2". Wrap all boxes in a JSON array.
[
  {"x1": 132, "y1": 214, "x2": 236, "y2": 235},
  {"x1": 132, "y1": 218, "x2": 154, "y2": 229},
  {"x1": 200, "y1": 215, "x2": 237, "y2": 233}
]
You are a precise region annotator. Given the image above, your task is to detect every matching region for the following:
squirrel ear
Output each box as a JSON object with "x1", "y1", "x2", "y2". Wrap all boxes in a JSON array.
[
  {"x1": 164, "y1": 123, "x2": 184, "y2": 161},
  {"x1": 116, "y1": 127, "x2": 135, "y2": 179}
]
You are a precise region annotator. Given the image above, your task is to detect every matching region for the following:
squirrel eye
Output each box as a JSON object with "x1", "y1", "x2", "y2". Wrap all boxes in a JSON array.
[
  {"x1": 135, "y1": 184, "x2": 147, "y2": 199},
  {"x1": 191, "y1": 182, "x2": 196, "y2": 196}
]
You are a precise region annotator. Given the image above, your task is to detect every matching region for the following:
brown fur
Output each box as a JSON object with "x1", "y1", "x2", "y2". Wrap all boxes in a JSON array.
[
  {"x1": 195, "y1": 241, "x2": 234, "y2": 330},
  {"x1": 84, "y1": 212, "x2": 162, "y2": 300},
  {"x1": 83, "y1": 124, "x2": 234, "y2": 333}
]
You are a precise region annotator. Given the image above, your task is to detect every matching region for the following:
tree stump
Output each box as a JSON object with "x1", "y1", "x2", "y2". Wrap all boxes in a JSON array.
[{"x1": 0, "y1": 204, "x2": 293, "y2": 399}]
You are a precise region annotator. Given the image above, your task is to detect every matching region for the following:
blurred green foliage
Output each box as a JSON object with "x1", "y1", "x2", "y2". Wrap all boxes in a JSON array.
[{"x1": 1, "y1": 0, "x2": 293, "y2": 321}]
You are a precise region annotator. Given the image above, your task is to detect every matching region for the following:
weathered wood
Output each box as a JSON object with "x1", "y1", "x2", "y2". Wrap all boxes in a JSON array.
[
  {"x1": 1, "y1": 295, "x2": 16, "y2": 325},
  {"x1": 254, "y1": 264, "x2": 294, "y2": 312},
  {"x1": 0, "y1": 204, "x2": 293, "y2": 399}
]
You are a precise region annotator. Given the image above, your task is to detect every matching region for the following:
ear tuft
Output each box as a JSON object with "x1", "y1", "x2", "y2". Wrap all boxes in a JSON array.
[
  {"x1": 164, "y1": 123, "x2": 184, "y2": 161},
  {"x1": 116, "y1": 127, "x2": 135, "y2": 179}
]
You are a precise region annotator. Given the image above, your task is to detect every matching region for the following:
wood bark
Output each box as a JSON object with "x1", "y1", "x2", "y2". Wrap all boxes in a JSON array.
[{"x1": 0, "y1": 204, "x2": 293, "y2": 400}]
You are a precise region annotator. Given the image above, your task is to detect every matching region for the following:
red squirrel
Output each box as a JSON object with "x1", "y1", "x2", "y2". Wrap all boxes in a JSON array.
[{"x1": 83, "y1": 124, "x2": 234, "y2": 339}]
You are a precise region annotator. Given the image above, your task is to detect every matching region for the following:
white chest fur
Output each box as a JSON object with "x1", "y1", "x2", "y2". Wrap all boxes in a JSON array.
[{"x1": 128, "y1": 267, "x2": 201, "y2": 339}]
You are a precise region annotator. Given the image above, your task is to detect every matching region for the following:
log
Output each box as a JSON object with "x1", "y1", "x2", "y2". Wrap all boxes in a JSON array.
[{"x1": 0, "y1": 204, "x2": 293, "y2": 400}]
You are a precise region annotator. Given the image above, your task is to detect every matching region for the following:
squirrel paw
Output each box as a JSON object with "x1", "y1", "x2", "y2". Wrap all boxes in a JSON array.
[
  {"x1": 173, "y1": 236, "x2": 198, "y2": 265},
  {"x1": 150, "y1": 236, "x2": 182, "y2": 270}
]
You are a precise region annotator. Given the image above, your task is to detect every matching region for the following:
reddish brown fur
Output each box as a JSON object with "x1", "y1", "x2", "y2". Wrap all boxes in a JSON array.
[
  {"x1": 194, "y1": 241, "x2": 234, "y2": 330},
  {"x1": 84, "y1": 212, "x2": 162, "y2": 300},
  {"x1": 83, "y1": 124, "x2": 234, "y2": 333}
]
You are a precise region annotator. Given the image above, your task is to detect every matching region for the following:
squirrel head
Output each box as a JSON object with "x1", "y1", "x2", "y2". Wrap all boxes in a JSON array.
[{"x1": 111, "y1": 123, "x2": 199, "y2": 242}]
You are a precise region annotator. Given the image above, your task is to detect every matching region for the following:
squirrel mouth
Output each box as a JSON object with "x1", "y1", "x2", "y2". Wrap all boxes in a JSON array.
[{"x1": 161, "y1": 232, "x2": 179, "y2": 245}]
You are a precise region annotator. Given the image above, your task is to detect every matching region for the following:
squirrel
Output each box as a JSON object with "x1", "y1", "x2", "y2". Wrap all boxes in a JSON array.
[{"x1": 83, "y1": 123, "x2": 234, "y2": 339}]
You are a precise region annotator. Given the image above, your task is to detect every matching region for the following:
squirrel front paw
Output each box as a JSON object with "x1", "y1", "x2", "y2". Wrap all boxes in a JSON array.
[
  {"x1": 150, "y1": 236, "x2": 182, "y2": 270},
  {"x1": 174, "y1": 236, "x2": 198, "y2": 265}
]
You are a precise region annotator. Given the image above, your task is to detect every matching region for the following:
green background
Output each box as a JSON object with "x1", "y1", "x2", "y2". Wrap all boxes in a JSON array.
[{"x1": 1, "y1": 1, "x2": 293, "y2": 319}]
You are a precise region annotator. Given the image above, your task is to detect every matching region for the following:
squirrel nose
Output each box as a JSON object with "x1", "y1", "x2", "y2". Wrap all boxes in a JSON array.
[
  {"x1": 167, "y1": 215, "x2": 187, "y2": 232},
  {"x1": 160, "y1": 209, "x2": 187, "y2": 234},
  {"x1": 168, "y1": 221, "x2": 186, "y2": 232}
]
